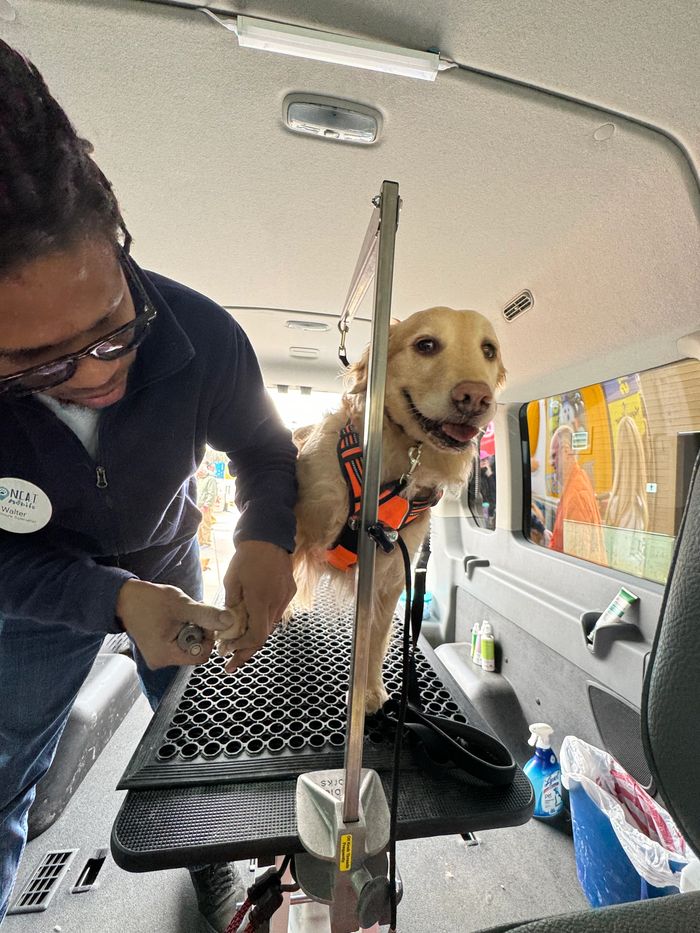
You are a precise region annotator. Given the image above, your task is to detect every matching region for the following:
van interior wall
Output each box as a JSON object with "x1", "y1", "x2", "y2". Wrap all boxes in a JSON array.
[{"x1": 430, "y1": 327, "x2": 700, "y2": 758}]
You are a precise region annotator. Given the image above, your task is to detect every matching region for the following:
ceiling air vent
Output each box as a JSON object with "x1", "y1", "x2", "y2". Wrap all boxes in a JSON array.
[{"x1": 502, "y1": 290, "x2": 533, "y2": 322}]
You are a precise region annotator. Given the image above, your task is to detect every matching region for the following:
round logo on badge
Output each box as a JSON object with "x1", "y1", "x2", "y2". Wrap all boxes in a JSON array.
[{"x1": 0, "y1": 477, "x2": 52, "y2": 533}]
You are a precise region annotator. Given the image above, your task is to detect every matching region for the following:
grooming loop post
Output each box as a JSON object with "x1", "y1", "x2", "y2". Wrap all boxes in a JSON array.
[
  {"x1": 295, "y1": 181, "x2": 401, "y2": 933},
  {"x1": 337, "y1": 197, "x2": 382, "y2": 368}
]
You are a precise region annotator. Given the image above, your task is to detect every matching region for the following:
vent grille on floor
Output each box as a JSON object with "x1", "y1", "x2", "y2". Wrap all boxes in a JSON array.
[
  {"x1": 8, "y1": 849, "x2": 77, "y2": 914},
  {"x1": 503, "y1": 290, "x2": 534, "y2": 321}
]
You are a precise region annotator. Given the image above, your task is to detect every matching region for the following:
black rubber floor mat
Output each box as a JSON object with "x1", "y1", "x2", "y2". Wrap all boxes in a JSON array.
[{"x1": 118, "y1": 591, "x2": 473, "y2": 789}]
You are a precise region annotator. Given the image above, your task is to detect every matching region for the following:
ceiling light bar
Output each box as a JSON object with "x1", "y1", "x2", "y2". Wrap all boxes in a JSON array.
[{"x1": 201, "y1": 10, "x2": 441, "y2": 81}]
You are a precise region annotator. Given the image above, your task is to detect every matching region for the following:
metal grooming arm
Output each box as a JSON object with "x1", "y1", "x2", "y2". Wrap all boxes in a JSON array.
[
  {"x1": 344, "y1": 180, "x2": 399, "y2": 821},
  {"x1": 294, "y1": 181, "x2": 401, "y2": 932}
]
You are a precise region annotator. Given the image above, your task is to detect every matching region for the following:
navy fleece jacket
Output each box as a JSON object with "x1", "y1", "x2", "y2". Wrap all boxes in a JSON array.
[{"x1": 0, "y1": 266, "x2": 297, "y2": 635}]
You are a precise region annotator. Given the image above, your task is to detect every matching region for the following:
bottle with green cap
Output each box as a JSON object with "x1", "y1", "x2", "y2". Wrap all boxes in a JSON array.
[
  {"x1": 588, "y1": 586, "x2": 638, "y2": 642},
  {"x1": 480, "y1": 621, "x2": 495, "y2": 672}
]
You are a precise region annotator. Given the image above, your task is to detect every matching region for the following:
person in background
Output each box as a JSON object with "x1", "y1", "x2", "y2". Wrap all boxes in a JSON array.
[
  {"x1": 479, "y1": 454, "x2": 497, "y2": 529},
  {"x1": 197, "y1": 462, "x2": 219, "y2": 549},
  {"x1": 605, "y1": 415, "x2": 649, "y2": 531},
  {"x1": 0, "y1": 40, "x2": 297, "y2": 929},
  {"x1": 549, "y1": 425, "x2": 607, "y2": 565}
]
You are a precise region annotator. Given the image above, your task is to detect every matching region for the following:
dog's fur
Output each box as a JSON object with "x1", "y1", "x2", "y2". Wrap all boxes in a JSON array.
[{"x1": 218, "y1": 307, "x2": 505, "y2": 712}]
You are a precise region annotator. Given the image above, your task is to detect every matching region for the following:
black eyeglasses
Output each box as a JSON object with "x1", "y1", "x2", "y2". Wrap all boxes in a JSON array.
[{"x1": 0, "y1": 250, "x2": 157, "y2": 397}]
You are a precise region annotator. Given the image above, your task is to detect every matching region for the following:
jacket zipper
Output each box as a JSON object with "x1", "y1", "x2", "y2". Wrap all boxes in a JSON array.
[
  {"x1": 14, "y1": 399, "x2": 123, "y2": 561},
  {"x1": 94, "y1": 416, "x2": 125, "y2": 565}
]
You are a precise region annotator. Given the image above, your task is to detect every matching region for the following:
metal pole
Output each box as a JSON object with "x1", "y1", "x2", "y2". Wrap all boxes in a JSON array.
[{"x1": 343, "y1": 180, "x2": 400, "y2": 823}]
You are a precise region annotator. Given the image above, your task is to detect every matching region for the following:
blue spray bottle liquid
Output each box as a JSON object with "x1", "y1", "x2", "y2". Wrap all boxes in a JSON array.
[{"x1": 523, "y1": 723, "x2": 564, "y2": 820}]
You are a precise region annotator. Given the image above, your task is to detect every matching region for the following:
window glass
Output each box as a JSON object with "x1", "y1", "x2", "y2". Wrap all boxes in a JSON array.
[
  {"x1": 525, "y1": 359, "x2": 700, "y2": 584},
  {"x1": 467, "y1": 421, "x2": 496, "y2": 529}
]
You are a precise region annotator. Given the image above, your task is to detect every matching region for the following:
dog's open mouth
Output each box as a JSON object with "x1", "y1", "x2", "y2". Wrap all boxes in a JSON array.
[{"x1": 402, "y1": 390, "x2": 480, "y2": 449}]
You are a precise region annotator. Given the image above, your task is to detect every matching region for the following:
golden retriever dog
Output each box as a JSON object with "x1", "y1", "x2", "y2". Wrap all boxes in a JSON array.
[{"x1": 218, "y1": 307, "x2": 505, "y2": 713}]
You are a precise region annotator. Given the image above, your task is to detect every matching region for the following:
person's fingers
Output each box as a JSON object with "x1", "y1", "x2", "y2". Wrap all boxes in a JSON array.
[
  {"x1": 184, "y1": 602, "x2": 242, "y2": 634},
  {"x1": 272, "y1": 594, "x2": 294, "y2": 624},
  {"x1": 223, "y1": 647, "x2": 257, "y2": 672},
  {"x1": 224, "y1": 616, "x2": 272, "y2": 652},
  {"x1": 271, "y1": 580, "x2": 296, "y2": 623}
]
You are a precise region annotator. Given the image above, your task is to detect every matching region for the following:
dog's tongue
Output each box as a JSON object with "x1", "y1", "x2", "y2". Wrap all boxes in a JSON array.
[{"x1": 441, "y1": 422, "x2": 478, "y2": 443}]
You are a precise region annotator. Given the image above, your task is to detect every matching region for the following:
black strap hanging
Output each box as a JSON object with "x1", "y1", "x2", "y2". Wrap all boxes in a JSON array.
[{"x1": 382, "y1": 528, "x2": 516, "y2": 787}]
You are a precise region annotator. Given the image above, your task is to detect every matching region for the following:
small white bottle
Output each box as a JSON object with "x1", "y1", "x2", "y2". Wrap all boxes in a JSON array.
[
  {"x1": 480, "y1": 621, "x2": 495, "y2": 672},
  {"x1": 470, "y1": 622, "x2": 481, "y2": 662},
  {"x1": 473, "y1": 624, "x2": 483, "y2": 667}
]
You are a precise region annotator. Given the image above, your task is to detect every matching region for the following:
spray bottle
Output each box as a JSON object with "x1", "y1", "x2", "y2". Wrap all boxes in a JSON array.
[{"x1": 523, "y1": 723, "x2": 564, "y2": 820}]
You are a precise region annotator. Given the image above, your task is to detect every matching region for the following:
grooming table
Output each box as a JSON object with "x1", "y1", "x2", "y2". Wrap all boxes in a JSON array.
[{"x1": 111, "y1": 592, "x2": 533, "y2": 871}]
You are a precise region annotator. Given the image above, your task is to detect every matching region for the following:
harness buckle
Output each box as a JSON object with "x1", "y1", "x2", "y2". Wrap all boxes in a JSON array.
[{"x1": 367, "y1": 522, "x2": 399, "y2": 554}]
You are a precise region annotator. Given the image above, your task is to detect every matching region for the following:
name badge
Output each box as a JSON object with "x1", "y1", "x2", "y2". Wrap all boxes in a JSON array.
[{"x1": 0, "y1": 478, "x2": 53, "y2": 533}]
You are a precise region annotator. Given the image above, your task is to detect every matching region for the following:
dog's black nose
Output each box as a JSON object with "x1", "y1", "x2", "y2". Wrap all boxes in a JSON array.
[{"x1": 451, "y1": 381, "x2": 492, "y2": 413}]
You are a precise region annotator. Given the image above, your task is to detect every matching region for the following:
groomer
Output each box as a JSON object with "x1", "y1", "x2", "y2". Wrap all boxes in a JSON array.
[{"x1": 0, "y1": 40, "x2": 297, "y2": 930}]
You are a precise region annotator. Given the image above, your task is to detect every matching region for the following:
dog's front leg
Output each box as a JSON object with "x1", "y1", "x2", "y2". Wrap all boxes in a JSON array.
[{"x1": 363, "y1": 554, "x2": 406, "y2": 715}]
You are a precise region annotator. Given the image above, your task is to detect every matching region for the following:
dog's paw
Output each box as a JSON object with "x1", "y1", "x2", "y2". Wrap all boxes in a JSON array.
[
  {"x1": 214, "y1": 602, "x2": 248, "y2": 656},
  {"x1": 364, "y1": 683, "x2": 389, "y2": 715}
]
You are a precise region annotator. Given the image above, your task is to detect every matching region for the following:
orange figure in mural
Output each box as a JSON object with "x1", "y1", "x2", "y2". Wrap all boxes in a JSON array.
[{"x1": 549, "y1": 425, "x2": 608, "y2": 565}]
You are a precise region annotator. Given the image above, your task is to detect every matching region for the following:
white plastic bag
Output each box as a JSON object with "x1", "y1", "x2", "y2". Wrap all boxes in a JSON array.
[{"x1": 560, "y1": 735, "x2": 697, "y2": 890}]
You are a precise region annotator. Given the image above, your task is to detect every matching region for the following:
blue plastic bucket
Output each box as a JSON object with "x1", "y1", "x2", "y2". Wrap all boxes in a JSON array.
[{"x1": 568, "y1": 780, "x2": 682, "y2": 906}]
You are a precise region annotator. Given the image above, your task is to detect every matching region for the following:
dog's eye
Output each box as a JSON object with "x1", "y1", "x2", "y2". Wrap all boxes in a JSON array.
[
  {"x1": 414, "y1": 338, "x2": 440, "y2": 355},
  {"x1": 482, "y1": 342, "x2": 497, "y2": 360}
]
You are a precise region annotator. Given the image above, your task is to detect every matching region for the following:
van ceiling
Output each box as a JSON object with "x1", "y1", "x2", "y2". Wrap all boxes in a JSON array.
[{"x1": 2, "y1": 0, "x2": 699, "y2": 401}]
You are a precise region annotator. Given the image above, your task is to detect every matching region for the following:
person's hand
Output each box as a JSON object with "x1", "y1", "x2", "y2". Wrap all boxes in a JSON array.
[
  {"x1": 115, "y1": 579, "x2": 245, "y2": 669},
  {"x1": 218, "y1": 541, "x2": 296, "y2": 672}
]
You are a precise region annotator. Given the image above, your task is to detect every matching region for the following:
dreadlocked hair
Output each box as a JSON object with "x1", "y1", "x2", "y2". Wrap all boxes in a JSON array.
[{"x1": 0, "y1": 39, "x2": 123, "y2": 277}]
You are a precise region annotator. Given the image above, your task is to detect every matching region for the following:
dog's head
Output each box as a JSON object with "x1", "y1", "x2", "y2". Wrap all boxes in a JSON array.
[{"x1": 345, "y1": 307, "x2": 505, "y2": 453}]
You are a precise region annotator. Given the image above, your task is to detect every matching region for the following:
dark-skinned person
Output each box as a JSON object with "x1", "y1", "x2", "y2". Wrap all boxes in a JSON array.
[{"x1": 0, "y1": 40, "x2": 297, "y2": 930}]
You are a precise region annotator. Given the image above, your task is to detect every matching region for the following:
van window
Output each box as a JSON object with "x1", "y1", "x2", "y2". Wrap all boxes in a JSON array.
[
  {"x1": 467, "y1": 421, "x2": 496, "y2": 529},
  {"x1": 524, "y1": 359, "x2": 700, "y2": 584}
]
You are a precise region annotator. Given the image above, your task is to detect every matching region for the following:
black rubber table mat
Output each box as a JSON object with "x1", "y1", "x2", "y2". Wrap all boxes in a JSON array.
[
  {"x1": 119, "y1": 591, "x2": 479, "y2": 790},
  {"x1": 113, "y1": 594, "x2": 534, "y2": 870},
  {"x1": 112, "y1": 765, "x2": 534, "y2": 870}
]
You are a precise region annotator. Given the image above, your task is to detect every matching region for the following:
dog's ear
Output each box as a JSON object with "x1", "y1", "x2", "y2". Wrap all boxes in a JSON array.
[
  {"x1": 344, "y1": 347, "x2": 369, "y2": 396},
  {"x1": 343, "y1": 319, "x2": 400, "y2": 398},
  {"x1": 495, "y1": 360, "x2": 507, "y2": 392}
]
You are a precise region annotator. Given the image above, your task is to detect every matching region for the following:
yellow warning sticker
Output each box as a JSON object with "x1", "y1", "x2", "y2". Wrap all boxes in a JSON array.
[{"x1": 339, "y1": 834, "x2": 353, "y2": 872}]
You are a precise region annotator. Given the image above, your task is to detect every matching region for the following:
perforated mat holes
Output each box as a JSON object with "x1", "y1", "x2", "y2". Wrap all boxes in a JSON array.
[
  {"x1": 8, "y1": 849, "x2": 77, "y2": 914},
  {"x1": 128, "y1": 588, "x2": 469, "y2": 784}
]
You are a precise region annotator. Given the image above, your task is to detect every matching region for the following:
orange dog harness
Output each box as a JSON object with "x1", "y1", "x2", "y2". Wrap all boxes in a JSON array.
[{"x1": 326, "y1": 421, "x2": 442, "y2": 571}]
